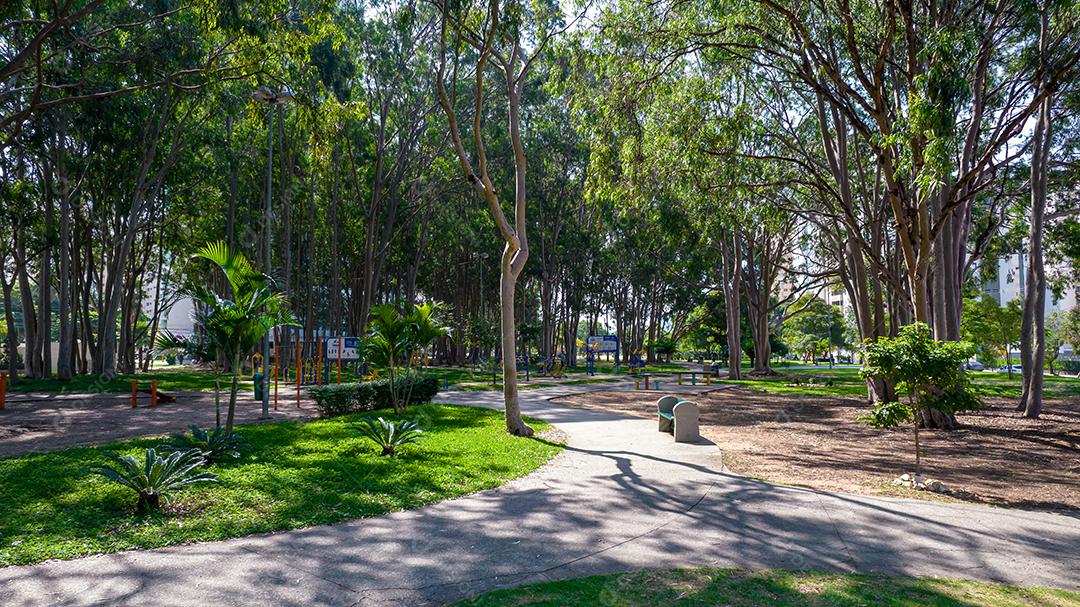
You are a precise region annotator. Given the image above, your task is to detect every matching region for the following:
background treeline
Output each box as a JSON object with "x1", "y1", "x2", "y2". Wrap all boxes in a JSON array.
[{"x1": 1, "y1": 0, "x2": 1078, "y2": 417}]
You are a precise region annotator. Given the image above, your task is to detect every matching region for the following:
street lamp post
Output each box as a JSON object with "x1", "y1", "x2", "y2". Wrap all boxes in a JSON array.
[{"x1": 252, "y1": 86, "x2": 293, "y2": 419}]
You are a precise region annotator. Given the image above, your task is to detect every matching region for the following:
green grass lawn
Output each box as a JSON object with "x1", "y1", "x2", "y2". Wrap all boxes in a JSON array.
[
  {"x1": 452, "y1": 568, "x2": 1080, "y2": 606},
  {"x1": 0, "y1": 404, "x2": 561, "y2": 566},
  {"x1": 6, "y1": 366, "x2": 254, "y2": 394},
  {"x1": 713, "y1": 365, "x2": 1080, "y2": 400}
]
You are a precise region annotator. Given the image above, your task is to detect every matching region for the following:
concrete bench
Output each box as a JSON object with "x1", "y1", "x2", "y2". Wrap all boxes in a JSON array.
[
  {"x1": 672, "y1": 400, "x2": 700, "y2": 442},
  {"x1": 656, "y1": 396, "x2": 700, "y2": 442},
  {"x1": 656, "y1": 395, "x2": 678, "y2": 432}
]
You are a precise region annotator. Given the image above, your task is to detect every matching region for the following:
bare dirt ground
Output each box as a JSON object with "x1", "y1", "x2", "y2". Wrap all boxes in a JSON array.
[
  {"x1": 552, "y1": 389, "x2": 1080, "y2": 511},
  {"x1": 0, "y1": 391, "x2": 317, "y2": 457}
]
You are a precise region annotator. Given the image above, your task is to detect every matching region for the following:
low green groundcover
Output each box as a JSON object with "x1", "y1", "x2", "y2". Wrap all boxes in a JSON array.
[
  {"x1": 452, "y1": 568, "x2": 1080, "y2": 607},
  {"x1": 0, "y1": 404, "x2": 560, "y2": 566}
]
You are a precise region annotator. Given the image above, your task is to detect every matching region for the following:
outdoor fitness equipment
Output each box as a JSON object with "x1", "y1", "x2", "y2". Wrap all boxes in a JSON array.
[
  {"x1": 539, "y1": 354, "x2": 566, "y2": 378},
  {"x1": 627, "y1": 349, "x2": 647, "y2": 375},
  {"x1": 584, "y1": 343, "x2": 601, "y2": 376}
]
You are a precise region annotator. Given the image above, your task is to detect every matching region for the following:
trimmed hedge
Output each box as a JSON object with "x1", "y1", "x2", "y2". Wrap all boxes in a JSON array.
[
  {"x1": 308, "y1": 382, "x2": 375, "y2": 417},
  {"x1": 309, "y1": 374, "x2": 441, "y2": 417}
]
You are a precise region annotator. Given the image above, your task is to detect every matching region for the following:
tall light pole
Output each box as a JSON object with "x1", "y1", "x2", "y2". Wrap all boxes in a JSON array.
[{"x1": 252, "y1": 86, "x2": 293, "y2": 418}]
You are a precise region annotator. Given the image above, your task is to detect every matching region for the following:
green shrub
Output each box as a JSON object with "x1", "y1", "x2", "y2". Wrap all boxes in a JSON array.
[
  {"x1": 310, "y1": 375, "x2": 439, "y2": 416},
  {"x1": 370, "y1": 374, "x2": 440, "y2": 409},
  {"x1": 92, "y1": 448, "x2": 217, "y2": 511},
  {"x1": 309, "y1": 382, "x2": 375, "y2": 417}
]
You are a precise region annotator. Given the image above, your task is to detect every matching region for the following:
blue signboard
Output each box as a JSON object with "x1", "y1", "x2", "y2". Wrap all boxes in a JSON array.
[
  {"x1": 325, "y1": 336, "x2": 362, "y2": 361},
  {"x1": 587, "y1": 335, "x2": 619, "y2": 353}
]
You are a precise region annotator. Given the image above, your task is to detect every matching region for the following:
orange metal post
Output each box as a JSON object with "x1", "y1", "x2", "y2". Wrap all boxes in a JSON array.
[
  {"x1": 0, "y1": 370, "x2": 7, "y2": 410},
  {"x1": 337, "y1": 335, "x2": 343, "y2": 384},
  {"x1": 296, "y1": 337, "x2": 302, "y2": 407},
  {"x1": 131, "y1": 380, "x2": 138, "y2": 408},
  {"x1": 274, "y1": 342, "x2": 279, "y2": 411},
  {"x1": 151, "y1": 380, "x2": 158, "y2": 408}
]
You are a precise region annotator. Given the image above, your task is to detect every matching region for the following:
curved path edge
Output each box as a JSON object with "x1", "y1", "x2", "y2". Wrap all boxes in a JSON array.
[{"x1": 2, "y1": 382, "x2": 1078, "y2": 606}]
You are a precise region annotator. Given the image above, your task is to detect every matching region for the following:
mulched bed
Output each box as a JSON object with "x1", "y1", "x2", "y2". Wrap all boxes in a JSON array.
[{"x1": 553, "y1": 389, "x2": 1080, "y2": 511}]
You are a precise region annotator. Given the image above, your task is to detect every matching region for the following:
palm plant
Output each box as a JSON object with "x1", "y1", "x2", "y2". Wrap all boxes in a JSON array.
[
  {"x1": 92, "y1": 448, "x2": 217, "y2": 511},
  {"x1": 365, "y1": 304, "x2": 413, "y2": 413},
  {"x1": 354, "y1": 417, "x2": 424, "y2": 456},
  {"x1": 182, "y1": 242, "x2": 294, "y2": 435},
  {"x1": 403, "y1": 301, "x2": 449, "y2": 404},
  {"x1": 365, "y1": 301, "x2": 449, "y2": 413}
]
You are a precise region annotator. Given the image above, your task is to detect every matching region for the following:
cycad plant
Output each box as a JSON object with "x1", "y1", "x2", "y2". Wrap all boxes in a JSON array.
[
  {"x1": 181, "y1": 242, "x2": 294, "y2": 435},
  {"x1": 92, "y1": 448, "x2": 217, "y2": 511},
  {"x1": 355, "y1": 417, "x2": 424, "y2": 456}
]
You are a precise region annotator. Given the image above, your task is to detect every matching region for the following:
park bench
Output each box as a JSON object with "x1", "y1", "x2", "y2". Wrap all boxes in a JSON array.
[
  {"x1": 656, "y1": 395, "x2": 701, "y2": 442},
  {"x1": 673, "y1": 371, "x2": 711, "y2": 385}
]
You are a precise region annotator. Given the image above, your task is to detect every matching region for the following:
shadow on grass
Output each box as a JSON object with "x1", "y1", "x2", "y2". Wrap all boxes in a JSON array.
[{"x1": 452, "y1": 568, "x2": 1080, "y2": 606}]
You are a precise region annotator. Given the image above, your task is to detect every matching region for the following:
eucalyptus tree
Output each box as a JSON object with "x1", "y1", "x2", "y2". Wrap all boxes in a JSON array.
[
  {"x1": 1017, "y1": 0, "x2": 1080, "y2": 418},
  {"x1": 433, "y1": 0, "x2": 576, "y2": 435}
]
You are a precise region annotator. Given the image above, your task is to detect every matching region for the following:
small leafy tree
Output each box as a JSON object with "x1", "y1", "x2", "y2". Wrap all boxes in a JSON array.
[
  {"x1": 960, "y1": 295, "x2": 1022, "y2": 374},
  {"x1": 859, "y1": 323, "x2": 982, "y2": 476}
]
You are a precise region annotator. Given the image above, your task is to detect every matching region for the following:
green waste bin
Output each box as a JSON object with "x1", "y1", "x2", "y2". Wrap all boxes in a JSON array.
[{"x1": 254, "y1": 372, "x2": 265, "y2": 401}]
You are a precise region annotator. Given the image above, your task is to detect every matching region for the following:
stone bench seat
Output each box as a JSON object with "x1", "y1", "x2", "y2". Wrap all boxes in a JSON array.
[{"x1": 655, "y1": 395, "x2": 700, "y2": 442}]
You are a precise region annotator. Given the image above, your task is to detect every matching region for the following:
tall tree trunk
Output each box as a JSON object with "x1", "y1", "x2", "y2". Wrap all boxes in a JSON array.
[
  {"x1": 719, "y1": 229, "x2": 742, "y2": 380},
  {"x1": 1019, "y1": 41, "x2": 1052, "y2": 418}
]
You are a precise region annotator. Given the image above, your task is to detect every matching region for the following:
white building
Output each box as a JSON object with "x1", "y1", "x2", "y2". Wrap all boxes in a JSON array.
[{"x1": 981, "y1": 252, "x2": 1078, "y2": 313}]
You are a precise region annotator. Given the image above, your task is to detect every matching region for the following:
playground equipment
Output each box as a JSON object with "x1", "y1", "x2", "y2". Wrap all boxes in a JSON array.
[
  {"x1": 514, "y1": 352, "x2": 531, "y2": 380},
  {"x1": 250, "y1": 353, "x2": 264, "y2": 377},
  {"x1": 539, "y1": 353, "x2": 566, "y2": 378},
  {"x1": 584, "y1": 344, "x2": 599, "y2": 376},
  {"x1": 627, "y1": 349, "x2": 647, "y2": 375}
]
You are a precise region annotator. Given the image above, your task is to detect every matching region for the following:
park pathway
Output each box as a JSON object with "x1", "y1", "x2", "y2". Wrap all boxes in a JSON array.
[{"x1": 2, "y1": 382, "x2": 1078, "y2": 606}]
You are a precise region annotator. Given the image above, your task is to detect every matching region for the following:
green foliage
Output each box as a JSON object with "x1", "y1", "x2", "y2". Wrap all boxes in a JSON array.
[
  {"x1": 155, "y1": 331, "x2": 216, "y2": 365},
  {"x1": 365, "y1": 302, "x2": 449, "y2": 413},
  {"x1": 961, "y1": 295, "x2": 1022, "y2": 367},
  {"x1": 91, "y1": 449, "x2": 217, "y2": 512},
  {"x1": 309, "y1": 375, "x2": 440, "y2": 417},
  {"x1": 354, "y1": 417, "x2": 425, "y2": 456},
  {"x1": 860, "y1": 323, "x2": 982, "y2": 425},
  {"x1": 372, "y1": 374, "x2": 441, "y2": 407},
  {"x1": 309, "y1": 382, "x2": 375, "y2": 417},
  {"x1": 180, "y1": 241, "x2": 295, "y2": 434},
  {"x1": 782, "y1": 295, "x2": 849, "y2": 361},
  {"x1": 162, "y1": 425, "x2": 247, "y2": 464},
  {"x1": 185, "y1": 241, "x2": 294, "y2": 367}
]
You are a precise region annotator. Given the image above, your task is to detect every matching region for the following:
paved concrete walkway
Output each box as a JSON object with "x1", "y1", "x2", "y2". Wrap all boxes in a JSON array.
[{"x1": 2, "y1": 383, "x2": 1078, "y2": 606}]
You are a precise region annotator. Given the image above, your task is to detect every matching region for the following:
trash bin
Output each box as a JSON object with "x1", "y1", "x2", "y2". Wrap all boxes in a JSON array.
[{"x1": 254, "y1": 371, "x2": 265, "y2": 401}]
